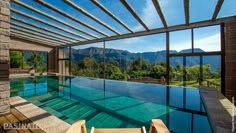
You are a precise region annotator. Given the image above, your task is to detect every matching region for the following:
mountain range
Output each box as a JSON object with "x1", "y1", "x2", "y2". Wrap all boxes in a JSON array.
[{"x1": 71, "y1": 47, "x2": 221, "y2": 72}]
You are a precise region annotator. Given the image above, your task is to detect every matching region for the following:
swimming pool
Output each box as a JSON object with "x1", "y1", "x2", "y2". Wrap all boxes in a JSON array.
[{"x1": 10, "y1": 75, "x2": 212, "y2": 133}]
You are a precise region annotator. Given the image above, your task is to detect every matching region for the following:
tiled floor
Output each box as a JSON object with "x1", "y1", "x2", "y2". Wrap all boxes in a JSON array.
[
  {"x1": 9, "y1": 96, "x2": 71, "y2": 133},
  {"x1": 0, "y1": 106, "x2": 45, "y2": 133}
]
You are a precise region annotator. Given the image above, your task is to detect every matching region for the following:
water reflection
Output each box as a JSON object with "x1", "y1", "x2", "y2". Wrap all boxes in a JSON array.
[{"x1": 10, "y1": 75, "x2": 212, "y2": 133}]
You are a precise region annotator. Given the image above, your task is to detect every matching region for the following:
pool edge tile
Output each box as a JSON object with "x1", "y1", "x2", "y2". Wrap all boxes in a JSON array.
[{"x1": 10, "y1": 96, "x2": 71, "y2": 133}]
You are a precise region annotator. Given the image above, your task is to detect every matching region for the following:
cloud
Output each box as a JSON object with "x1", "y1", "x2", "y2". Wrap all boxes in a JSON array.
[
  {"x1": 170, "y1": 32, "x2": 221, "y2": 52},
  {"x1": 194, "y1": 33, "x2": 220, "y2": 51},
  {"x1": 133, "y1": 0, "x2": 161, "y2": 30}
]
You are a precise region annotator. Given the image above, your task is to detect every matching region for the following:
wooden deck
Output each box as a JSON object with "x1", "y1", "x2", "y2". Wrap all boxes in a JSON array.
[{"x1": 0, "y1": 106, "x2": 45, "y2": 133}]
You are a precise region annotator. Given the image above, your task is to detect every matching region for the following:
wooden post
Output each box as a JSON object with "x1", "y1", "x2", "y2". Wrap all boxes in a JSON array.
[
  {"x1": 220, "y1": 23, "x2": 225, "y2": 95},
  {"x1": 200, "y1": 56, "x2": 203, "y2": 85},
  {"x1": 166, "y1": 32, "x2": 170, "y2": 85},
  {"x1": 34, "y1": 51, "x2": 37, "y2": 73}
]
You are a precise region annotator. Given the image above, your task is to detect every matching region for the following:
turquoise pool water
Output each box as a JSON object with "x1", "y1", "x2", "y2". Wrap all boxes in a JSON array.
[{"x1": 10, "y1": 75, "x2": 212, "y2": 133}]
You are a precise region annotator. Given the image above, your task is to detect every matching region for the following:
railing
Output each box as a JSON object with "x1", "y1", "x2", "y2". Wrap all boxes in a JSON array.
[{"x1": 204, "y1": 79, "x2": 221, "y2": 92}]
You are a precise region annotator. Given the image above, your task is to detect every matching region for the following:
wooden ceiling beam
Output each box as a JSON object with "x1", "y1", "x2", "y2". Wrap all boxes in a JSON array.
[
  {"x1": 11, "y1": 16, "x2": 81, "y2": 42},
  {"x1": 152, "y1": 0, "x2": 168, "y2": 28},
  {"x1": 11, "y1": 32, "x2": 61, "y2": 46},
  {"x1": 120, "y1": 0, "x2": 149, "y2": 31},
  {"x1": 11, "y1": 23, "x2": 76, "y2": 44},
  {"x1": 63, "y1": 16, "x2": 236, "y2": 47},
  {"x1": 11, "y1": 29, "x2": 65, "y2": 45},
  {"x1": 212, "y1": 0, "x2": 224, "y2": 21},
  {"x1": 184, "y1": 0, "x2": 189, "y2": 25},
  {"x1": 34, "y1": 0, "x2": 109, "y2": 37},
  {"x1": 11, "y1": 9, "x2": 86, "y2": 41},
  {"x1": 12, "y1": 0, "x2": 93, "y2": 40},
  {"x1": 91, "y1": 0, "x2": 134, "y2": 33},
  {"x1": 64, "y1": 0, "x2": 120, "y2": 35}
]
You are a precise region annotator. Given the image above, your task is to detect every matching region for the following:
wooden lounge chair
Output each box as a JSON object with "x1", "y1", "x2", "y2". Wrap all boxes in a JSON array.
[{"x1": 66, "y1": 119, "x2": 170, "y2": 133}]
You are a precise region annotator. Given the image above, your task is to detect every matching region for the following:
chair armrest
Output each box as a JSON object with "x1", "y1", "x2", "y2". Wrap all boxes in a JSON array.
[
  {"x1": 149, "y1": 119, "x2": 170, "y2": 133},
  {"x1": 67, "y1": 120, "x2": 87, "y2": 133}
]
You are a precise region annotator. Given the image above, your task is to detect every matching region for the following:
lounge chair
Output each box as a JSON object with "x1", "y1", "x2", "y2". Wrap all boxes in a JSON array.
[{"x1": 66, "y1": 119, "x2": 170, "y2": 133}]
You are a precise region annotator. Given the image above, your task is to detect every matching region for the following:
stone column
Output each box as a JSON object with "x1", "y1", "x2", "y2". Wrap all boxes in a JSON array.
[{"x1": 0, "y1": 0, "x2": 10, "y2": 114}]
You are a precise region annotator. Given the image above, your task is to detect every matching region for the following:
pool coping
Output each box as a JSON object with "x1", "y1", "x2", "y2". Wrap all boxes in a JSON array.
[
  {"x1": 199, "y1": 86, "x2": 235, "y2": 133},
  {"x1": 9, "y1": 96, "x2": 71, "y2": 133}
]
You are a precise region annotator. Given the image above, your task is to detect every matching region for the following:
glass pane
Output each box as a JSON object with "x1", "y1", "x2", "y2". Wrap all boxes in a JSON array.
[
  {"x1": 59, "y1": 48, "x2": 64, "y2": 59},
  {"x1": 186, "y1": 56, "x2": 200, "y2": 88},
  {"x1": 202, "y1": 55, "x2": 221, "y2": 92},
  {"x1": 59, "y1": 47, "x2": 70, "y2": 59},
  {"x1": 58, "y1": 60, "x2": 69, "y2": 75},
  {"x1": 217, "y1": 0, "x2": 236, "y2": 18},
  {"x1": 194, "y1": 25, "x2": 220, "y2": 52},
  {"x1": 190, "y1": 0, "x2": 218, "y2": 23},
  {"x1": 159, "y1": 0, "x2": 185, "y2": 26},
  {"x1": 36, "y1": 51, "x2": 47, "y2": 73},
  {"x1": 170, "y1": 29, "x2": 192, "y2": 53},
  {"x1": 23, "y1": 51, "x2": 34, "y2": 69},
  {"x1": 170, "y1": 57, "x2": 183, "y2": 86},
  {"x1": 71, "y1": 43, "x2": 103, "y2": 78},
  {"x1": 105, "y1": 33, "x2": 166, "y2": 84},
  {"x1": 10, "y1": 50, "x2": 23, "y2": 68}
]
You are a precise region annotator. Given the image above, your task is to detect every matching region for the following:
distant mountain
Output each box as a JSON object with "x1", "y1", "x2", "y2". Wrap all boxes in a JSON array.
[{"x1": 71, "y1": 47, "x2": 220, "y2": 72}]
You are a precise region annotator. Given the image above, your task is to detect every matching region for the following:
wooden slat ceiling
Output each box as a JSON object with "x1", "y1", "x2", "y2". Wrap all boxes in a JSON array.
[{"x1": 10, "y1": 0, "x2": 235, "y2": 47}]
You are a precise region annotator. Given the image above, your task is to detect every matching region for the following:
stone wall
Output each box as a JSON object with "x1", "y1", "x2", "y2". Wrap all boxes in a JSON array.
[
  {"x1": 225, "y1": 21, "x2": 236, "y2": 101},
  {"x1": 0, "y1": 0, "x2": 10, "y2": 81},
  {"x1": 0, "y1": 0, "x2": 10, "y2": 114}
]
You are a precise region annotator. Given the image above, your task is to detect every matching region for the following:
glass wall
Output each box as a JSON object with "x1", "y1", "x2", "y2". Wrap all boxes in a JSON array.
[
  {"x1": 71, "y1": 43, "x2": 104, "y2": 78},
  {"x1": 10, "y1": 50, "x2": 48, "y2": 73},
  {"x1": 23, "y1": 51, "x2": 34, "y2": 69},
  {"x1": 58, "y1": 47, "x2": 70, "y2": 75},
  {"x1": 202, "y1": 55, "x2": 221, "y2": 91},
  {"x1": 170, "y1": 57, "x2": 183, "y2": 86},
  {"x1": 170, "y1": 29, "x2": 191, "y2": 53},
  {"x1": 105, "y1": 33, "x2": 166, "y2": 84},
  {"x1": 193, "y1": 25, "x2": 221, "y2": 52},
  {"x1": 36, "y1": 51, "x2": 47, "y2": 73},
  {"x1": 60, "y1": 24, "x2": 222, "y2": 90},
  {"x1": 186, "y1": 56, "x2": 200, "y2": 87},
  {"x1": 169, "y1": 25, "x2": 221, "y2": 90}
]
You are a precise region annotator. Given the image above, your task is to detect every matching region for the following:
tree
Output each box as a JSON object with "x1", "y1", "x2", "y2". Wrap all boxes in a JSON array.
[
  {"x1": 150, "y1": 64, "x2": 166, "y2": 79},
  {"x1": 106, "y1": 64, "x2": 127, "y2": 80},
  {"x1": 27, "y1": 52, "x2": 46, "y2": 72},
  {"x1": 130, "y1": 57, "x2": 150, "y2": 71},
  {"x1": 129, "y1": 57, "x2": 151, "y2": 78},
  {"x1": 76, "y1": 57, "x2": 100, "y2": 77},
  {"x1": 36, "y1": 53, "x2": 47, "y2": 73},
  {"x1": 10, "y1": 51, "x2": 23, "y2": 68}
]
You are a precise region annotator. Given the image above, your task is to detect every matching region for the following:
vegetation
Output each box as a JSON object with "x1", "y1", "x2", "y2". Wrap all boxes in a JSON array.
[
  {"x1": 10, "y1": 51, "x2": 23, "y2": 68},
  {"x1": 71, "y1": 57, "x2": 221, "y2": 88},
  {"x1": 10, "y1": 51, "x2": 47, "y2": 73}
]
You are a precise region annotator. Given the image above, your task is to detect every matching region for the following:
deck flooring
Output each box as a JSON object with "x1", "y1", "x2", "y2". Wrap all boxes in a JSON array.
[{"x1": 0, "y1": 107, "x2": 45, "y2": 133}]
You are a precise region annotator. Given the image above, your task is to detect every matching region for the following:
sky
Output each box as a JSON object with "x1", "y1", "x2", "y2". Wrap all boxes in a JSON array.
[{"x1": 11, "y1": 0, "x2": 236, "y2": 53}]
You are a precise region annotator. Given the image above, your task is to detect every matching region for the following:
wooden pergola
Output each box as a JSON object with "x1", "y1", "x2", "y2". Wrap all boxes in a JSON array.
[{"x1": 9, "y1": 0, "x2": 235, "y2": 47}]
